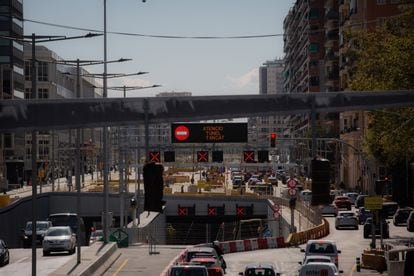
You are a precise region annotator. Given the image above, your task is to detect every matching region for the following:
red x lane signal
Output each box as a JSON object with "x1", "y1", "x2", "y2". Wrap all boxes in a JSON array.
[
  {"x1": 178, "y1": 207, "x2": 187, "y2": 216},
  {"x1": 243, "y1": 151, "x2": 255, "y2": 163},
  {"x1": 149, "y1": 151, "x2": 161, "y2": 162},
  {"x1": 197, "y1": 151, "x2": 208, "y2": 162},
  {"x1": 236, "y1": 207, "x2": 245, "y2": 216},
  {"x1": 208, "y1": 207, "x2": 217, "y2": 216}
]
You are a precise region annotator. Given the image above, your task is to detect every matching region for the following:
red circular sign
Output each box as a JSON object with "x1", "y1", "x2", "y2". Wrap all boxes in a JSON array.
[
  {"x1": 272, "y1": 204, "x2": 280, "y2": 212},
  {"x1": 287, "y1": 178, "x2": 297, "y2": 189},
  {"x1": 174, "y1": 125, "x2": 190, "y2": 141},
  {"x1": 288, "y1": 188, "x2": 297, "y2": 197}
]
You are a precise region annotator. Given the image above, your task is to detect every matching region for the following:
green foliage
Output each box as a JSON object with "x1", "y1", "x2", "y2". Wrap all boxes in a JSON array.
[{"x1": 347, "y1": 5, "x2": 414, "y2": 166}]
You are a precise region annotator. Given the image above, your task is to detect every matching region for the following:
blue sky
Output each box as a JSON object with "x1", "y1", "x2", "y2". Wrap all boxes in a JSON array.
[{"x1": 24, "y1": 1, "x2": 294, "y2": 97}]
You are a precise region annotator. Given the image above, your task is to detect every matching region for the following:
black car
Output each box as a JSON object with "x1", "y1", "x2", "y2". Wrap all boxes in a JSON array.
[
  {"x1": 363, "y1": 217, "x2": 389, "y2": 239},
  {"x1": 0, "y1": 239, "x2": 9, "y2": 266},
  {"x1": 355, "y1": 195, "x2": 368, "y2": 208},
  {"x1": 393, "y1": 207, "x2": 413, "y2": 226},
  {"x1": 382, "y1": 201, "x2": 399, "y2": 218}
]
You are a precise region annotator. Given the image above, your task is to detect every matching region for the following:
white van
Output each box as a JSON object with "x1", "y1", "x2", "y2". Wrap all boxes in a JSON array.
[{"x1": 299, "y1": 262, "x2": 342, "y2": 276}]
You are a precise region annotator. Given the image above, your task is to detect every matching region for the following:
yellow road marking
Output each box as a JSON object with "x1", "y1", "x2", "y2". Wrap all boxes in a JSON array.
[
  {"x1": 112, "y1": 258, "x2": 128, "y2": 276},
  {"x1": 349, "y1": 263, "x2": 356, "y2": 276}
]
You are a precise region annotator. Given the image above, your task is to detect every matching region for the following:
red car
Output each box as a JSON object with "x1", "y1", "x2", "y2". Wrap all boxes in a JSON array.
[
  {"x1": 190, "y1": 257, "x2": 224, "y2": 276},
  {"x1": 334, "y1": 196, "x2": 352, "y2": 210}
]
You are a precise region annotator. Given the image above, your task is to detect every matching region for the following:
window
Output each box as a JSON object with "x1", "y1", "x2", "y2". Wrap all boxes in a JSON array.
[
  {"x1": 25, "y1": 88, "x2": 31, "y2": 99},
  {"x1": 38, "y1": 88, "x2": 49, "y2": 99},
  {"x1": 38, "y1": 61, "x2": 48, "y2": 81},
  {"x1": 309, "y1": 8, "x2": 320, "y2": 19},
  {"x1": 25, "y1": 61, "x2": 31, "y2": 81},
  {"x1": 309, "y1": 43, "x2": 319, "y2": 53},
  {"x1": 4, "y1": 133, "x2": 13, "y2": 148},
  {"x1": 310, "y1": 60, "x2": 319, "y2": 68},
  {"x1": 309, "y1": 76, "x2": 320, "y2": 86}
]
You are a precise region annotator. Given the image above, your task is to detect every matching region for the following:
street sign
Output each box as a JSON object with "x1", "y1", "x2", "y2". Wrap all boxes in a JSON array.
[
  {"x1": 272, "y1": 204, "x2": 280, "y2": 212},
  {"x1": 288, "y1": 188, "x2": 297, "y2": 197},
  {"x1": 171, "y1": 123, "x2": 248, "y2": 143},
  {"x1": 273, "y1": 211, "x2": 280, "y2": 219},
  {"x1": 287, "y1": 178, "x2": 297, "y2": 189},
  {"x1": 174, "y1": 125, "x2": 190, "y2": 141},
  {"x1": 364, "y1": 196, "x2": 383, "y2": 210}
]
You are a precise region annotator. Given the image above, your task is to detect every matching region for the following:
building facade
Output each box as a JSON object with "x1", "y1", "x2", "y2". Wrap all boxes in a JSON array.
[{"x1": 0, "y1": 0, "x2": 25, "y2": 189}]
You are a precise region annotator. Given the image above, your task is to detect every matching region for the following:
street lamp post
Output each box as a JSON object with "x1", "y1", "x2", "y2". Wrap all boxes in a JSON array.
[{"x1": 16, "y1": 32, "x2": 102, "y2": 276}]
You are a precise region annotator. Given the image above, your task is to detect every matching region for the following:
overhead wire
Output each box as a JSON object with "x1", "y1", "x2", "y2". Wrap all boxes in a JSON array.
[{"x1": 23, "y1": 17, "x2": 283, "y2": 39}]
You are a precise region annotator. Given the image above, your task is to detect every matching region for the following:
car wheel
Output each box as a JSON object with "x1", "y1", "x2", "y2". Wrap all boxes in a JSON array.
[
  {"x1": 355, "y1": 226, "x2": 359, "y2": 230},
  {"x1": 335, "y1": 226, "x2": 339, "y2": 230},
  {"x1": 363, "y1": 232, "x2": 369, "y2": 239},
  {"x1": 43, "y1": 250, "x2": 49, "y2": 256}
]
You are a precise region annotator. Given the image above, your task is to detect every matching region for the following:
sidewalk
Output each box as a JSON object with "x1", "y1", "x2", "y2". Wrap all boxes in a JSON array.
[{"x1": 51, "y1": 242, "x2": 119, "y2": 276}]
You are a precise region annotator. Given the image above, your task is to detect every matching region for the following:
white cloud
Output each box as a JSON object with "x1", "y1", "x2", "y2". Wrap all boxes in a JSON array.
[{"x1": 225, "y1": 68, "x2": 259, "y2": 90}]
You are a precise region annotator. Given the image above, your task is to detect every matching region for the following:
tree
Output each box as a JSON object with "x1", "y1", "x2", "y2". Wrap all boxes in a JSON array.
[{"x1": 346, "y1": 5, "x2": 414, "y2": 168}]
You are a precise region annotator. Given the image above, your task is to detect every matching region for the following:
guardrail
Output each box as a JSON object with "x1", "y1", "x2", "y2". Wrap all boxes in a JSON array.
[{"x1": 285, "y1": 218, "x2": 330, "y2": 246}]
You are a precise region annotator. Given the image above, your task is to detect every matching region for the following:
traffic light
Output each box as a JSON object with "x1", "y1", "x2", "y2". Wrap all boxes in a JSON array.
[
  {"x1": 311, "y1": 158, "x2": 331, "y2": 206},
  {"x1": 243, "y1": 150, "x2": 255, "y2": 163},
  {"x1": 258, "y1": 150, "x2": 269, "y2": 163},
  {"x1": 164, "y1": 151, "x2": 175, "y2": 162},
  {"x1": 149, "y1": 151, "x2": 161, "y2": 162},
  {"x1": 270, "y1": 133, "x2": 276, "y2": 148},
  {"x1": 212, "y1": 151, "x2": 223, "y2": 163},
  {"x1": 197, "y1": 151, "x2": 209, "y2": 162},
  {"x1": 143, "y1": 162, "x2": 165, "y2": 213}
]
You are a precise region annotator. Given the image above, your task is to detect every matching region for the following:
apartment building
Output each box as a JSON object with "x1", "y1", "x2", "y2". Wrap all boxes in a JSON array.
[
  {"x1": 0, "y1": 0, "x2": 24, "y2": 189},
  {"x1": 283, "y1": 0, "x2": 340, "y2": 179}
]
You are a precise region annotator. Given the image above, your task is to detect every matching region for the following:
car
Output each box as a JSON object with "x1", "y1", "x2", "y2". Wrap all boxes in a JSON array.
[
  {"x1": 42, "y1": 226, "x2": 76, "y2": 256},
  {"x1": 232, "y1": 175, "x2": 244, "y2": 188},
  {"x1": 346, "y1": 192, "x2": 359, "y2": 205},
  {"x1": 89, "y1": 229, "x2": 103, "y2": 244},
  {"x1": 333, "y1": 196, "x2": 352, "y2": 210},
  {"x1": 382, "y1": 201, "x2": 399, "y2": 218},
  {"x1": 184, "y1": 246, "x2": 226, "y2": 273},
  {"x1": 407, "y1": 211, "x2": 414, "y2": 232},
  {"x1": 355, "y1": 194, "x2": 368, "y2": 208},
  {"x1": 21, "y1": 220, "x2": 52, "y2": 248},
  {"x1": 189, "y1": 257, "x2": 224, "y2": 276},
  {"x1": 169, "y1": 265, "x2": 209, "y2": 276},
  {"x1": 184, "y1": 247, "x2": 219, "y2": 262},
  {"x1": 267, "y1": 176, "x2": 278, "y2": 186},
  {"x1": 335, "y1": 211, "x2": 358, "y2": 230},
  {"x1": 238, "y1": 263, "x2": 280, "y2": 276},
  {"x1": 48, "y1": 213, "x2": 86, "y2": 245},
  {"x1": 393, "y1": 207, "x2": 414, "y2": 226},
  {"x1": 363, "y1": 217, "x2": 389, "y2": 239},
  {"x1": 0, "y1": 239, "x2": 9, "y2": 266},
  {"x1": 319, "y1": 204, "x2": 338, "y2": 217},
  {"x1": 298, "y1": 262, "x2": 342, "y2": 276},
  {"x1": 356, "y1": 207, "x2": 372, "y2": 225},
  {"x1": 299, "y1": 255, "x2": 332, "y2": 265},
  {"x1": 300, "y1": 240, "x2": 341, "y2": 267}
]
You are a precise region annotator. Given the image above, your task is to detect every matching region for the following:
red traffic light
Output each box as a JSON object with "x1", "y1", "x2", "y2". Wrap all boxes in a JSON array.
[{"x1": 270, "y1": 133, "x2": 276, "y2": 148}]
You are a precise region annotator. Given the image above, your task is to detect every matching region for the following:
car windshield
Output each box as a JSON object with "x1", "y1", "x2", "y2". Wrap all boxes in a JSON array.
[
  {"x1": 308, "y1": 243, "x2": 335, "y2": 254},
  {"x1": 245, "y1": 268, "x2": 276, "y2": 276},
  {"x1": 47, "y1": 228, "x2": 71, "y2": 236}
]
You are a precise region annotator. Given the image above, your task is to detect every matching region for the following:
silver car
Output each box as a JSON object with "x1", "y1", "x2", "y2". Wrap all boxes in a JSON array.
[
  {"x1": 335, "y1": 211, "x2": 358, "y2": 230},
  {"x1": 42, "y1": 226, "x2": 76, "y2": 256}
]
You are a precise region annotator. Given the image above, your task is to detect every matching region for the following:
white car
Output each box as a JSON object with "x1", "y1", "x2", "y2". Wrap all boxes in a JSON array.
[
  {"x1": 300, "y1": 240, "x2": 341, "y2": 267},
  {"x1": 42, "y1": 226, "x2": 76, "y2": 256},
  {"x1": 299, "y1": 255, "x2": 332, "y2": 265},
  {"x1": 299, "y1": 262, "x2": 342, "y2": 276},
  {"x1": 319, "y1": 204, "x2": 338, "y2": 217},
  {"x1": 335, "y1": 211, "x2": 358, "y2": 230}
]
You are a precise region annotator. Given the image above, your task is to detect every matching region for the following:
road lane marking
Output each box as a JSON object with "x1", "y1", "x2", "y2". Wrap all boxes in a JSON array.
[
  {"x1": 16, "y1": 257, "x2": 29, "y2": 263},
  {"x1": 349, "y1": 263, "x2": 356, "y2": 276},
  {"x1": 112, "y1": 258, "x2": 128, "y2": 276}
]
